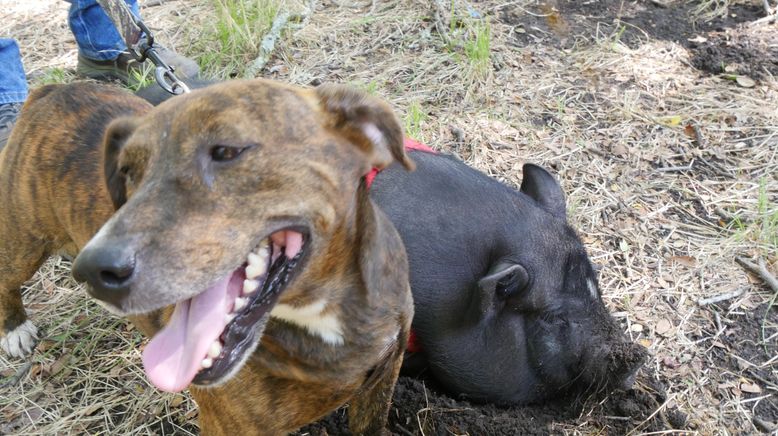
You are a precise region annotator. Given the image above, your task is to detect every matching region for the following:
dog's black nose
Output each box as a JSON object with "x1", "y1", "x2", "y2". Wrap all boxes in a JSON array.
[{"x1": 72, "y1": 241, "x2": 136, "y2": 307}]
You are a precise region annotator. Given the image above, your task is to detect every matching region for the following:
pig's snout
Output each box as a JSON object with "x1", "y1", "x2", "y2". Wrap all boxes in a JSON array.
[{"x1": 585, "y1": 340, "x2": 647, "y2": 392}]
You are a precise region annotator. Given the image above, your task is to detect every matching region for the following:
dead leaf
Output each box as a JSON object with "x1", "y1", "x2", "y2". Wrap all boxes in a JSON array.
[
  {"x1": 170, "y1": 396, "x2": 186, "y2": 408},
  {"x1": 688, "y1": 35, "x2": 707, "y2": 43},
  {"x1": 29, "y1": 363, "x2": 42, "y2": 379},
  {"x1": 740, "y1": 382, "x2": 761, "y2": 394},
  {"x1": 0, "y1": 405, "x2": 44, "y2": 433},
  {"x1": 639, "y1": 338, "x2": 652, "y2": 348},
  {"x1": 684, "y1": 123, "x2": 696, "y2": 139},
  {"x1": 659, "y1": 115, "x2": 683, "y2": 127},
  {"x1": 45, "y1": 353, "x2": 73, "y2": 377},
  {"x1": 663, "y1": 356, "x2": 680, "y2": 369},
  {"x1": 612, "y1": 143, "x2": 629, "y2": 157},
  {"x1": 655, "y1": 319, "x2": 673, "y2": 336},
  {"x1": 723, "y1": 74, "x2": 756, "y2": 88},
  {"x1": 670, "y1": 255, "x2": 697, "y2": 267},
  {"x1": 81, "y1": 404, "x2": 102, "y2": 416},
  {"x1": 36, "y1": 340, "x2": 56, "y2": 352},
  {"x1": 735, "y1": 76, "x2": 755, "y2": 88},
  {"x1": 109, "y1": 365, "x2": 123, "y2": 378},
  {"x1": 184, "y1": 407, "x2": 199, "y2": 421},
  {"x1": 541, "y1": 5, "x2": 570, "y2": 36},
  {"x1": 630, "y1": 323, "x2": 644, "y2": 333}
]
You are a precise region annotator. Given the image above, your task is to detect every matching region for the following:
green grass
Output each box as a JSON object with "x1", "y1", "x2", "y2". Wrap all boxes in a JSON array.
[
  {"x1": 728, "y1": 177, "x2": 778, "y2": 255},
  {"x1": 349, "y1": 80, "x2": 381, "y2": 95},
  {"x1": 31, "y1": 67, "x2": 73, "y2": 86},
  {"x1": 404, "y1": 101, "x2": 427, "y2": 140},
  {"x1": 438, "y1": 1, "x2": 491, "y2": 77},
  {"x1": 197, "y1": 0, "x2": 281, "y2": 78},
  {"x1": 463, "y1": 19, "x2": 491, "y2": 74},
  {"x1": 755, "y1": 177, "x2": 778, "y2": 251},
  {"x1": 126, "y1": 63, "x2": 155, "y2": 92}
]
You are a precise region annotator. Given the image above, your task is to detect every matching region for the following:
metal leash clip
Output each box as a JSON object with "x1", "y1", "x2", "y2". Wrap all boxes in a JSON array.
[
  {"x1": 127, "y1": 18, "x2": 190, "y2": 95},
  {"x1": 96, "y1": 0, "x2": 190, "y2": 95}
]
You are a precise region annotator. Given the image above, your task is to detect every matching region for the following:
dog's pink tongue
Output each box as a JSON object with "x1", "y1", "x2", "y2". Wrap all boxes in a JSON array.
[{"x1": 142, "y1": 273, "x2": 240, "y2": 392}]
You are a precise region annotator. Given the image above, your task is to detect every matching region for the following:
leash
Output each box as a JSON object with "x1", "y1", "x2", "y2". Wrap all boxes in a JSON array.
[{"x1": 96, "y1": 0, "x2": 191, "y2": 95}]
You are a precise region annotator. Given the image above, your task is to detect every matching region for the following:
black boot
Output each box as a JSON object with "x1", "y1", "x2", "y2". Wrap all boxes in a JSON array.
[{"x1": 0, "y1": 101, "x2": 23, "y2": 151}]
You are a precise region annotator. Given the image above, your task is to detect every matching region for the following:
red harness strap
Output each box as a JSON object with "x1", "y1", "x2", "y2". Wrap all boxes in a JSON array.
[{"x1": 364, "y1": 138, "x2": 434, "y2": 353}]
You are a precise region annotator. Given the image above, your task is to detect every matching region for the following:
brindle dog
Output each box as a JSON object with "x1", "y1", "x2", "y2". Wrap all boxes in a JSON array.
[{"x1": 0, "y1": 80, "x2": 414, "y2": 435}]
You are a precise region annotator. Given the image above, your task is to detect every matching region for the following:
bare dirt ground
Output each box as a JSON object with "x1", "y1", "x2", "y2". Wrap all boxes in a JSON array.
[{"x1": 1, "y1": 0, "x2": 777, "y2": 434}]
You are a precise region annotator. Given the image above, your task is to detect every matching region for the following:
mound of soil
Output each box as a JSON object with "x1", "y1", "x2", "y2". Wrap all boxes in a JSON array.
[
  {"x1": 498, "y1": 0, "x2": 776, "y2": 79},
  {"x1": 708, "y1": 303, "x2": 778, "y2": 433},
  {"x1": 689, "y1": 25, "x2": 778, "y2": 79},
  {"x1": 299, "y1": 370, "x2": 687, "y2": 435}
]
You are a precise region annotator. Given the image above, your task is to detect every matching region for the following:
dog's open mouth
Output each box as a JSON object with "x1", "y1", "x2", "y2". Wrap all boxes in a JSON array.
[{"x1": 141, "y1": 228, "x2": 308, "y2": 393}]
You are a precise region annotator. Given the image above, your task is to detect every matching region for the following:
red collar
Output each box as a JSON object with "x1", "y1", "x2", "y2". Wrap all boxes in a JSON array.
[
  {"x1": 364, "y1": 138, "x2": 435, "y2": 188},
  {"x1": 364, "y1": 138, "x2": 433, "y2": 353}
]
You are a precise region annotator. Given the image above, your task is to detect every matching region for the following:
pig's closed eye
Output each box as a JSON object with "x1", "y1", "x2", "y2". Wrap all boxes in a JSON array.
[{"x1": 496, "y1": 265, "x2": 529, "y2": 299}]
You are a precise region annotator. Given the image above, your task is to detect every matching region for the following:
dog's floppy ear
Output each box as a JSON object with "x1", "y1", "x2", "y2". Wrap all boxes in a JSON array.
[
  {"x1": 102, "y1": 117, "x2": 139, "y2": 209},
  {"x1": 316, "y1": 84, "x2": 414, "y2": 171}
]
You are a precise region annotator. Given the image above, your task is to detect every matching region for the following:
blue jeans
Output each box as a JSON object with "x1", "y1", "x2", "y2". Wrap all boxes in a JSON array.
[
  {"x1": 0, "y1": 0, "x2": 139, "y2": 104},
  {"x1": 0, "y1": 39, "x2": 27, "y2": 104}
]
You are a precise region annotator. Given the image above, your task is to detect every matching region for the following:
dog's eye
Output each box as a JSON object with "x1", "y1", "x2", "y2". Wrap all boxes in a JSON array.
[{"x1": 210, "y1": 145, "x2": 246, "y2": 162}]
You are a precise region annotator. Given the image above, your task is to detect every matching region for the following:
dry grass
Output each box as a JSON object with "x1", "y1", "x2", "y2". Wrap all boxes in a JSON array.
[{"x1": 1, "y1": 0, "x2": 776, "y2": 434}]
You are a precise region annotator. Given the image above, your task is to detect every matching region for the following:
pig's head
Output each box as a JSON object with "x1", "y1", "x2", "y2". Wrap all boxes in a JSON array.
[{"x1": 413, "y1": 164, "x2": 646, "y2": 405}]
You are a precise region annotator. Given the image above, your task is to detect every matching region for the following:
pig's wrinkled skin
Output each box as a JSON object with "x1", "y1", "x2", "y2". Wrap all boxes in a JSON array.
[
  {"x1": 138, "y1": 81, "x2": 646, "y2": 405},
  {"x1": 370, "y1": 151, "x2": 646, "y2": 404}
]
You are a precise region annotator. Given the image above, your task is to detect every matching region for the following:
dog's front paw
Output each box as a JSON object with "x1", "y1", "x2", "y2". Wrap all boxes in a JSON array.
[{"x1": 0, "y1": 320, "x2": 39, "y2": 358}]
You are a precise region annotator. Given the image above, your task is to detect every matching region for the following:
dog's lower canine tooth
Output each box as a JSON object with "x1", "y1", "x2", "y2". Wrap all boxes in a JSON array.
[
  {"x1": 201, "y1": 357, "x2": 213, "y2": 369},
  {"x1": 225, "y1": 313, "x2": 235, "y2": 324},
  {"x1": 243, "y1": 279, "x2": 260, "y2": 295},
  {"x1": 208, "y1": 341, "x2": 223, "y2": 359},
  {"x1": 233, "y1": 297, "x2": 248, "y2": 312}
]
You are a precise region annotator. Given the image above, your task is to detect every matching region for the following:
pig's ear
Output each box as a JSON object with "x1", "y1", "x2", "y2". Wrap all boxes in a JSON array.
[
  {"x1": 478, "y1": 263, "x2": 530, "y2": 312},
  {"x1": 520, "y1": 163, "x2": 566, "y2": 219},
  {"x1": 103, "y1": 116, "x2": 138, "y2": 209},
  {"x1": 316, "y1": 83, "x2": 415, "y2": 171}
]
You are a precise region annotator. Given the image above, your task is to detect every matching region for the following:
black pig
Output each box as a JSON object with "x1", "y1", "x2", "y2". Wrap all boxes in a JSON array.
[{"x1": 370, "y1": 150, "x2": 646, "y2": 404}]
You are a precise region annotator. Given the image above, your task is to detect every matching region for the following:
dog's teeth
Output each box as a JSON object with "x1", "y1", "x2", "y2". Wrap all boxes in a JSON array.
[
  {"x1": 247, "y1": 252, "x2": 264, "y2": 267},
  {"x1": 243, "y1": 279, "x2": 259, "y2": 295},
  {"x1": 256, "y1": 245, "x2": 270, "y2": 259},
  {"x1": 248, "y1": 249, "x2": 270, "y2": 266},
  {"x1": 246, "y1": 263, "x2": 266, "y2": 279},
  {"x1": 225, "y1": 313, "x2": 235, "y2": 324},
  {"x1": 208, "y1": 341, "x2": 223, "y2": 359},
  {"x1": 233, "y1": 297, "x2": 248, "y2": 312},
  {"x1": 201, "y1": 357, "x2": 213, "y2": 369}
]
